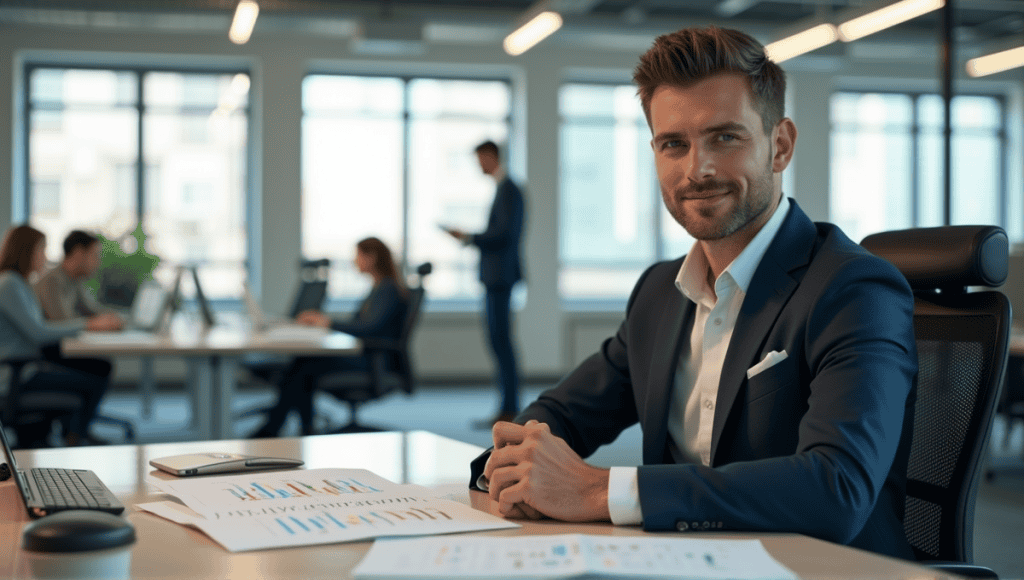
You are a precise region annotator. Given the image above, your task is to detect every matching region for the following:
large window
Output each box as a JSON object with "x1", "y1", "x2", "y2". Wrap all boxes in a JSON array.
[
  {"x1": 302, "y1": 75, "x2": 511, "y2": 303},
  {"x1": 559, "y1": 83, "x2": 693, "y2": 301},
  {"x1": 25, "y1": 66, "x2": 250, "y2": 298},
  {"x1": 830, "y1": 91, "x2": 1006, "y2": 244}
]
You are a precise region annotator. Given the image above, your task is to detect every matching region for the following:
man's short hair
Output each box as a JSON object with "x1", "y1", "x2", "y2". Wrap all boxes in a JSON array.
[
  {"x1": 633, "y1": 26, "x2": 786, "y2": 134},
  {"x1": 474, "y1": 140, "x2": 500, "y2": 159},
  {"x1": 63, "y1": 230, "x2": 99, "y2": 257}
]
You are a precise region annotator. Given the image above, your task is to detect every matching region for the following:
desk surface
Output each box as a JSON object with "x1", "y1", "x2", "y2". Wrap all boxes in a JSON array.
[
  {"x1": 1, "y1": 433, "x2": 953, "y2": 580},
  {"x1": 61, "y1": 320, "x2": 360, "y2": 357}
]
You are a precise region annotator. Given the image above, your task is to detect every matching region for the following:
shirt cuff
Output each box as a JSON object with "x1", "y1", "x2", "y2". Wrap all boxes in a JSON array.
[{"x1": 607, "y1": 467, "x2": 642, "y2": 525}]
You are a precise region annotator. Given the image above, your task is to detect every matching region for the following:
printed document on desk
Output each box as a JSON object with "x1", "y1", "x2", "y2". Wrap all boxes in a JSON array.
[
  {"x1": 138, "y1": 468, "x2": 517, "y2": 552},
  {"x1": 354, "y1": 534, "x2": 798, "y2": 580}
]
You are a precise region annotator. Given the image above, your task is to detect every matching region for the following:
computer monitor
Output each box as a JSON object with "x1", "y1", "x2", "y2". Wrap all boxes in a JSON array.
[{"x1": 190, "y1": 266, "x2": 216, "y2": 327}]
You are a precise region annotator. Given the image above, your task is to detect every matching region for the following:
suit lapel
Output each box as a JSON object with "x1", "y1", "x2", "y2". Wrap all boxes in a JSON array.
[
  {"x1": 709, "y1": 200, "x2": 818, "y2": 464},
  {"x1": 642, "y1": 289, "x2": 694, "y2": 465}
]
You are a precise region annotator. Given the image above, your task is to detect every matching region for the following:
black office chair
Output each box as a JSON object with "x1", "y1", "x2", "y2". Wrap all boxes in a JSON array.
[
  {"x1": 315, "y1": 262, "x2": 431, "y2": 433},
  {"x1": 1, "y1": 358, "x2": 83, "y2": 448},
  {"x1": 1, "y1": 356, "x2": 136, "y2": 447},
  {"x1": 862, "y1": 225, "x2": 1009, "y2": 580}
]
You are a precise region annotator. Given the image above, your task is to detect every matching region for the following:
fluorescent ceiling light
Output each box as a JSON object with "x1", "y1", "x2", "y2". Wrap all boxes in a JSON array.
[
  {"x1": 966, "y1": 45, "x2": 1024, "y2": 77},
  {"x1": 503, "y1": 11, "x2": 563, "y2": 56},
  {"x1": 229, "y1": 0, "x2": 259, "y2": 45},
  {"x1": 765, "y1": 24, "x2": 838, "y2": 63},
  {"x1": 838, "y1": 0, "x2": 943, "y2": 42}
]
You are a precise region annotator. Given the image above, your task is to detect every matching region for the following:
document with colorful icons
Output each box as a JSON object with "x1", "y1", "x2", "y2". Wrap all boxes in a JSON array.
[
  {"x1": 137, "y1": 468, "x2": 517, "y2": 552},
  {"x1": 353, "y1": 534, "x2": 798, "y2": 580}
]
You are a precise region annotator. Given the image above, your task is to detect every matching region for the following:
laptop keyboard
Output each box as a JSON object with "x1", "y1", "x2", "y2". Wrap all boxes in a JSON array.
[{"x1": 31, "y1": 468, "x2": 122, "y2": 512}]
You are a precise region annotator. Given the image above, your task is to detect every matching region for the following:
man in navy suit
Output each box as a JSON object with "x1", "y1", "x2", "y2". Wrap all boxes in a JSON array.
[
  {"x1": 470, "y1": 27, "x2": 918, "y2": 560},
  {"x1": 446, "y1": 141, "x2": 526, "y2": 426}
]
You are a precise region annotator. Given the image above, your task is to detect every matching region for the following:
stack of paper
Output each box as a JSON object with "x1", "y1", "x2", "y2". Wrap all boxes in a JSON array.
[
  {"x1": 137, "y1": 468, "x2": 517, "y2": 552},
  {"x1": 353, "y1": 534, "x2": 798, "y2": 580}
]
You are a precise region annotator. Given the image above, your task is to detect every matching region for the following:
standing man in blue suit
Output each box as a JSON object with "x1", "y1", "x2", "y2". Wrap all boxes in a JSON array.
[
  {"x1": 445, "y1": 141, "x2": 526, "y2": 427},
  {"x1": 470, "y1": 27, "x2": 919, "y2": 561}
]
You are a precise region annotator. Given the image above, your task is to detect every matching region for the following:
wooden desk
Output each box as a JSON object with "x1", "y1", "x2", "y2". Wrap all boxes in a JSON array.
[
  {"x1": 1, "y1": 432, "x2": 956, "y2": 579},
  {"x1": 61, "y1": 318, "x2": 360, "y2": 440}
]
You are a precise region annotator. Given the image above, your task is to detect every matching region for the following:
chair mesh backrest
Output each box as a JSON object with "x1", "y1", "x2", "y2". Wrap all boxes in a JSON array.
[{"x1": 903, "y1": 300, "x2": 1006, "y2": 562}]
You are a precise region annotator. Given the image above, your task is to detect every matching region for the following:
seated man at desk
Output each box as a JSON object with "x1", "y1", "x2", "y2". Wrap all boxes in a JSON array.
[
  {"x1": 33, "y1": 230, "x2": 124, "y2": 400},
  {"x1": 251, "y1": 237, "x2": 409, "y2": 437},
  {"x1": 471, "y1": 26, "x2": 918, "y2": 561}
]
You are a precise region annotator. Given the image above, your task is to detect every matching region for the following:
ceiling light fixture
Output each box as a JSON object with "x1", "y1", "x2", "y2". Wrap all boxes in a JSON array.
[
  {"x1": 838, "y1": 0, "x2": 944, "y2": 42},
  {"x1": 966, "y1": 45, "x2": 1024, "y2": 77},
  {"x1": 503, "y1": 10, "x2": 563, "y2": 56},
  {"x1": 765, "y1": 24, "x2": 838, "y2": 63},
  {"x1": 229, "y1": 0, "x2": 259, "y2": 45}
]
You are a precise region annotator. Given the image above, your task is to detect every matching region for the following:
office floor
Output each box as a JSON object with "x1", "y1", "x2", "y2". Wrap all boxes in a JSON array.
[{"x1": 86, "y1": 382, "x2": 1024, "y2": 579}]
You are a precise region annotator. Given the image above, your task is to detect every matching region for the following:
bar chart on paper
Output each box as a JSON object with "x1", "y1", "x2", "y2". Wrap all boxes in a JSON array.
[
  {"x1": 225, "y1": 476, "x2": 383, "y2": 501},
  {"x1": 148, "y1": 468, "x2": 519, "y2": 552},
  {"x1": 155, "y1": 468, "x2": 396, "y2": 512}
]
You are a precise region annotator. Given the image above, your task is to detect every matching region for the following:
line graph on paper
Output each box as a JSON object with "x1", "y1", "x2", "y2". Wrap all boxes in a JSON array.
[{"x1": 225, "y1": 477, "x2": 383, "y2": 501}]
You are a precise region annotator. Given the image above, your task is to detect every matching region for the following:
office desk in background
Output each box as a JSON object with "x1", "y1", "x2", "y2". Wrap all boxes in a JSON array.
[
  {"x1": 61, "y1": 319, "x2": 360, "y2": 440},
  {"x1": 0, "y1": 432, "x2": 959, "y2": 580}
]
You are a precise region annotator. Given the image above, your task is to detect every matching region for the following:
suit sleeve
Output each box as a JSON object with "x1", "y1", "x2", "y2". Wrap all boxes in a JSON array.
[
  {"x1": 468, "y1": 263, "x2": 657, "y2": 489},
  {"x1": 329, "y1": 282, "x2": 403, "y2": 339},
  {"x1": 636, "y1": 256, "x2": 916, "y2": 545},
  {"x1": 469, "y1": 180, "x2": 523, "y2": 251}
]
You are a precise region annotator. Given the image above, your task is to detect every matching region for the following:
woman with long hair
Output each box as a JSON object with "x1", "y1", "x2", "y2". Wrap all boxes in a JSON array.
[
  {"x1": 0, "y1": 225, "x2": 120, "y2": 446},
  {"x1": 251, "y1": 237, "x2": 409, "y2": 437}
]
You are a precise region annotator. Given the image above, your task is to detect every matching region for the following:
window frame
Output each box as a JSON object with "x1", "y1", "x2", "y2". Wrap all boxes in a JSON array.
[
  {"x1": 828, "y1": 89, "x2": 1009, "y2": 235},
  {"x1": 558, "y1": 81, "x2": 687, "y2": 309},
  {"x1": 20, "y1": 61, "x2": 255, "y2": 304},
  {"x1": 301, "y1": 71, "x2": 515, "y2": 312}
]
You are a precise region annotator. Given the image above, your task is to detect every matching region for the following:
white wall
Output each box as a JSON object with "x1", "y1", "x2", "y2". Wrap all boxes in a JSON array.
[{"x1": 2, "y1": 21, "x2": 1021, "y2": 383}]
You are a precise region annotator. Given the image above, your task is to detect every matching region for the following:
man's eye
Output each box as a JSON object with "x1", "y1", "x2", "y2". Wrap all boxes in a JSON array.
[
  {"x1": 719, "y1": 134, "x2": 736, "y2": 142},
  {"x1": 664, "y1": 140, "x2": 682, "y2": 149}
]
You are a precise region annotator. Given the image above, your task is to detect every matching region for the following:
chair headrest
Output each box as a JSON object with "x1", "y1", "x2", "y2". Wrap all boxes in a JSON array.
[{"x1": 860, "y1": 225, "x2": 1007, "y2": 290}]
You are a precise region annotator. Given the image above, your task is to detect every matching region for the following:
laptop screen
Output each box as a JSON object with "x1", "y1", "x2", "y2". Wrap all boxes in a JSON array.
[
  {"x1": 0, "y1": 418, "x2": 33, "y2": 509},
  {"x1": 131, "y1": 282, "x2": 167, "y2": 330}
]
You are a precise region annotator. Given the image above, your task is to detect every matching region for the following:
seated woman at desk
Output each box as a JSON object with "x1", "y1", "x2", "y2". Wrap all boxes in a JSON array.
[
  {"x1": 251, "y1": 237, "x2": 409, "y2": 438},
  {"x1": 0, "y1": 225, "x2": 122, "y2": 446}
]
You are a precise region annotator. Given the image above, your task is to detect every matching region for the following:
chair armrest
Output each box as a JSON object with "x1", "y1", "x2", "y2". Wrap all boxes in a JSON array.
[{"x1": 924, "y1": 562, "x2": 999, "y2": 579}]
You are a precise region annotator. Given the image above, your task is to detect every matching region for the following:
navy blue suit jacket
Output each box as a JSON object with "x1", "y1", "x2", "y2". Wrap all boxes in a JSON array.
[
  {"x1": 470, "y1": 176, "x2": 525, "y2": 289},
  {"x1": 471, "y1": 200, "x2": 917, "y2": 560}
]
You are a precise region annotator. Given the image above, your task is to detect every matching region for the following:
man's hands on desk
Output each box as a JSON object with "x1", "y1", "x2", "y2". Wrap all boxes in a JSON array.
[{"x1": 483, "y1": 420, "x2": 611, "y2": 523}]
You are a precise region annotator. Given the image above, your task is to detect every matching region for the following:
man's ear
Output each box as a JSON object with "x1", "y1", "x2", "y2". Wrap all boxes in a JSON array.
[{"x1": 772, "y1": 118, "x2": 797, "y2": 173}]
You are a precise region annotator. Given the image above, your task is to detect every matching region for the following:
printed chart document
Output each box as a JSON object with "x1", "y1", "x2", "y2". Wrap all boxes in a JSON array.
[
  {"x1": 137, "y1": 468, "x2": 517, "y2": 552},
  {"x1": 353, "y1": 534, "x2": 798, "y2": 580}
]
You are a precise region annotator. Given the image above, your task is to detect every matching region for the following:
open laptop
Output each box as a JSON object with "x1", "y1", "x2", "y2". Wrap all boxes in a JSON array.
[
  {"x1": 0, "y1": 418, "x2": 124, "y2": 517},
  {"x1": 242, "y1": 286, "x2": 330, "y2": 342},
  {"x1": 126, "y1": 280, "x2": 169, "y2": 331}
]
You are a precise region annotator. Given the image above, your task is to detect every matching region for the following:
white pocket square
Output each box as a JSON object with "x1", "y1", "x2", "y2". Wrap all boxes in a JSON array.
[{"x1": 746, "y1": 350, "x2": 788, "y2": 379}]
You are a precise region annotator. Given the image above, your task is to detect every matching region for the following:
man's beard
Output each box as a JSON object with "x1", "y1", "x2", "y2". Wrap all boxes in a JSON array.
[{"x1": 663, "y1": 155, "x2": 775, "y2": 241}]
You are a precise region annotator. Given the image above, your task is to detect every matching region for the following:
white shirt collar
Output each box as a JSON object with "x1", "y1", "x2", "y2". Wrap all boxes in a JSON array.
[{"x1": 676, "y1": 196, "x2": 791, "y2": 302}]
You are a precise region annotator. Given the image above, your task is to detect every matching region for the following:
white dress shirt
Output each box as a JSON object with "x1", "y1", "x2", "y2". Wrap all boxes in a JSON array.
[{"x1": 608, "y1": 196, "x2": 792, "y2": 525}]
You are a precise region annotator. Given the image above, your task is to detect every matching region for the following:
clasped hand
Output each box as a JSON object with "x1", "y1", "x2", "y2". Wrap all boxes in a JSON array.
[{"x1": 483, "y1": 420, "x2": 610, "y2": 522}]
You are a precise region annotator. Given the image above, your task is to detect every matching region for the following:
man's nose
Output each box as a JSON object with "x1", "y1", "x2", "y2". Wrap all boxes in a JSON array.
[{"x1": 685, "y1": 145, "x2": 716, "y2": 184}]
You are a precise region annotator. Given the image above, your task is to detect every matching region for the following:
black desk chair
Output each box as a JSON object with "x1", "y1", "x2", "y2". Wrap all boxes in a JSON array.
[
  {"x1": 1, "y1": 358, "x2": 83, "y2": 448},
  {"x1": 863, "y1": 225, "x2": 1009, "y2": 580},
  {"x1": 315, "y1": 262, "x2": 431, "y2": 433}
]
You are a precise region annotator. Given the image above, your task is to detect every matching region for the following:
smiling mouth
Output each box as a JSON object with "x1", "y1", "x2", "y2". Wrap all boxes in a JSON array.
[{"x1": 683, "y1": 191, "x2": 729, "y2": 200}]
